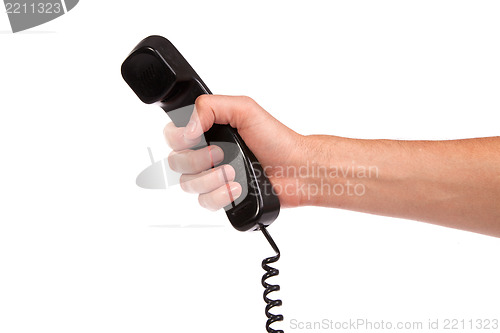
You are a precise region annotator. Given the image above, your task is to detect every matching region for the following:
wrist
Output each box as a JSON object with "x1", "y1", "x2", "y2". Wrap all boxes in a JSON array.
[{"x1": 293, "y1": 135, "x2": 377, "y2": 208}]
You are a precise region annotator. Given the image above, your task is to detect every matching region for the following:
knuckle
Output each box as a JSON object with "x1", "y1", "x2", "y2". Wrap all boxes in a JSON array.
[
  {"x1": 198, "y1": 195, "x2": 210, "y2": 210},
  {"x1": 179, "y1": 175, "x2": 190, "y2": 192},
  {"x1": 235, "y1": 96, "x2": 258, "y2": 125},
  {"x1": 241, "y1": 95, "x2": 255, "y2": 104},
  {"x1": 199, "y1": 194, "x2": 218, "y2": 211},
  {"x1": 163, "y1": 130, "x2": 172, "y2": 147},
  {"x1": 163, "y1": 123, "x2": 176, "y2": 148},
  {"x1": 195, "y1": 94, "x2": 210, "y2": 109},
  {"x1": 167, "y1": 151, "x2": 178, "y2": 171}
]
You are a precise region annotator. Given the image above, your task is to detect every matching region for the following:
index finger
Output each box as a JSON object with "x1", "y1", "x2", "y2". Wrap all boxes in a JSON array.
[{"x1": 163, "y1": 121, "x2": 203, "y2": 151}]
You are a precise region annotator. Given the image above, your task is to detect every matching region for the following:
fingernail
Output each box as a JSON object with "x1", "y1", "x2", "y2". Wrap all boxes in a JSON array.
[
  {"x1": 210, "y1": 146, "x2": 224, "y2": 165},
  {"x1": 184, "y1": 120, "x2": 198, "y2": 139},
  {"x1": 229, "y1": 183, "x2": 242, "y2": 200}
]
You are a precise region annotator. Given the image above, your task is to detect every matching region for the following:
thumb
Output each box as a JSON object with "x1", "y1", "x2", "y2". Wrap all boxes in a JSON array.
[{"x1": 183, "y1": 95, "x2": 261, "y2": 141}]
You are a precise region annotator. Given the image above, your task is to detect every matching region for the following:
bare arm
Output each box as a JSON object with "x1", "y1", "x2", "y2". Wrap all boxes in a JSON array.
[
  {"x1": 164, "y1": 95, "x2": 500, "y2": 237},
  {"x1": 301, "y1": 135, "x2": 500, "y2": 237}
]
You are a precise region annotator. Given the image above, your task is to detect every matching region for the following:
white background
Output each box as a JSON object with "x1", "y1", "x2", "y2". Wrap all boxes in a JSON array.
[{"x1": 1, "y1": 1, "x2": 499, "y2": 332}]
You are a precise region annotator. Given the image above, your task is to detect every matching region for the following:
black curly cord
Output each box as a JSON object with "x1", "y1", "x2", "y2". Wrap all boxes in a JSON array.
[{"x1": 260, "y1": 225, "x2": 284, "y2": 333}]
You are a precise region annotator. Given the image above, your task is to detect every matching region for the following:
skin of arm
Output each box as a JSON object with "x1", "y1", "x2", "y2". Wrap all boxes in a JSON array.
[
  {"x1": 164, "y1": 95, "x2": 500, "y2": 238},
  {"x1": 302, "y1": 135, "x2": 500, "y2": 237}
]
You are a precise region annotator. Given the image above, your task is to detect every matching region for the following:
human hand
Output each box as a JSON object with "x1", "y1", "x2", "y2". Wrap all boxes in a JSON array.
[{"x1": 164, "y1": 95, "x2": 307, "y2": 210}]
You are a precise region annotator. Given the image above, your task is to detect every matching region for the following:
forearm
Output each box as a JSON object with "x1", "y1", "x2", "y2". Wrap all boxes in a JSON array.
[{"x1": 299, "y1": 135, "x2": 500, "y2": 237}]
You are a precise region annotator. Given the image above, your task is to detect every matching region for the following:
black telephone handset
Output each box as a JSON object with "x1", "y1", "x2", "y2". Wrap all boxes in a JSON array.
[
  {"x1": 121, "y1": 35, "x2": 279, "y2": 232},
  {"x1": 121, "y1": 36, "x2": 284, "y2": 333}
]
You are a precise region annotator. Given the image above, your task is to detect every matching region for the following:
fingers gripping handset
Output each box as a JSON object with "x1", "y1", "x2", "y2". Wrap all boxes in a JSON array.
[{"x1": 121, "y1": 35, "x2": 280, "y2": 231}]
